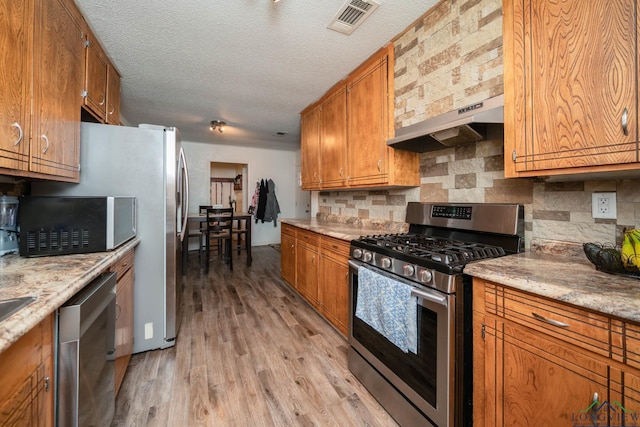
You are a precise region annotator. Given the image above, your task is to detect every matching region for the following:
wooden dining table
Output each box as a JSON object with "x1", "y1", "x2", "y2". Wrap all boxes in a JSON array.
[{"x1": 182, "y1": 212, "x2": 252, "y2": 274}]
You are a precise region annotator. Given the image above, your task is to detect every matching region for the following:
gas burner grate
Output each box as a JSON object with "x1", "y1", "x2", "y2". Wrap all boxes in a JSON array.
[{"x1": 354, "y1": 233, "x2": 507, "y2": 267}]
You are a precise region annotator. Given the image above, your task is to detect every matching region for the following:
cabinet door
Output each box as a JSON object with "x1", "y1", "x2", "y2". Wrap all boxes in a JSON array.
[
  {"x1": 281, "y1": 233, "x2": 296, "y2": 286},
  {"x1": 319, "y1": 248, "x2": 349, "y2": 336},
  {"x1": 296, "y1": 244, "x2": 319, "y2": 305},
  {"x1": 347, "y1": 56, "x2": 388, "y2": 186},
  {"x1": 506, "y1": 0, "x2": 637, "y2": 175},
  {"x1": 106, "y1": 63, "x2": 121, "y2": 125},
  {"x1": 623, "y1": 370, "x2": 640, "y2": 421},
  {"x1": 0, "y1": 315, "x2": 53, "y2": 427},
  {"x1": 0, "y1": 0, "x2": 32, "y2": 172},
  {"x1": 320, "y1": 86, "x2": 348, "y2": 188},
  {"x1": 32, "y1": 0, "x2": 83, "y2": 180},
  {"x1": 484, "y1": 319, "x2": 609, "y2": 426},
  {"x1": 301, "y1": 106, "x2": 321, "y2": 190},
  {"x1": 115, "y1": 266, "x2": 133, "y2": 396},
  {"x1": 83, "y1": 33, "x2": 108, "y2": 119}
]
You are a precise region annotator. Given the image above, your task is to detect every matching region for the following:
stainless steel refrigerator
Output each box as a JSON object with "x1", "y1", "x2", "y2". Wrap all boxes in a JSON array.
[{"x1": 33, "y1": 122, "x2": 189, "y2": 353}]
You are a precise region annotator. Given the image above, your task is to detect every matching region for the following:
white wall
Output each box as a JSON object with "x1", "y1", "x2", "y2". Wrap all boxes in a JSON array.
[{"x1": 182, "y1": 141, "x2": 300, "y2": 246}]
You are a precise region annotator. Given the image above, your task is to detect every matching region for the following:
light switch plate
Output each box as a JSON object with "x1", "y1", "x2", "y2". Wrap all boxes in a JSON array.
[{"x1": 592, "y1": 192, "x2": 617, "y2": 219}]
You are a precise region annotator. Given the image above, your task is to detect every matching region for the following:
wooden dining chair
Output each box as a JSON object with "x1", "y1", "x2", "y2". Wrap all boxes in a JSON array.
[
  {"x1": 232, "y1": 216, "x2": 252, "y2": 266},
  {"x1": 187, "y1": 205, "x2": 211, "y2": 266},
  {"x1": 204, "y1": 207, "x2": 233, "y2": 273}
]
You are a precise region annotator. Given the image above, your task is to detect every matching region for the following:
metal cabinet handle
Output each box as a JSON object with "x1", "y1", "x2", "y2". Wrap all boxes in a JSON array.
[
  {"x1": 11, "y1": 122, "x2": 23, "y2": 146},
  {"x1": 532, "y1": 312, "x2": 570, "y2": 328},
  {"x1": 99, "y1": 94, "x2": 105, "y2": 106},
  {"x1": 377, "y1": 159, "x2": 382, "y2": 172},
  {"x1": 41, "y1": 134, "x2": 49, "y2": 154},
  {"x1": 622, "y1": 108, "x2": 629, "y2": 136},
  {"x1": 109, "y1": 105, "x2": 115, "y2": 115},
  {"x1": 339, "y1": 167, "x2": 344, "y2": 177},
  {"x1": 115, "y1": 302, "x2": 121, "y2": 320}
]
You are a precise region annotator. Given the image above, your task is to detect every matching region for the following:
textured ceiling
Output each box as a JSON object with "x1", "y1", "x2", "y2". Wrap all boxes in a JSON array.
[{"x1": 74, "y1": 0, "x2": 436, "y2": 150}]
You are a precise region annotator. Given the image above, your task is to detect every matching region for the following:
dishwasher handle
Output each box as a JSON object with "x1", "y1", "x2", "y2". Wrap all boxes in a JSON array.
[{"x1": 59, "y1": 272, "x2": 116, "y2": 343}]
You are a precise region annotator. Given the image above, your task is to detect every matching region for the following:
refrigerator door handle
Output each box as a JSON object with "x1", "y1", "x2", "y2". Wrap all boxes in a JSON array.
[{"x1": 178, "y1": 147, "x2": 189, "y2": 241}]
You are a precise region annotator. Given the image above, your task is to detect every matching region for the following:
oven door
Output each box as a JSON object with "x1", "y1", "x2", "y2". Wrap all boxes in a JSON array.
[{"x1": 348, "y1": 259, "x2": 454, "y2": 427}]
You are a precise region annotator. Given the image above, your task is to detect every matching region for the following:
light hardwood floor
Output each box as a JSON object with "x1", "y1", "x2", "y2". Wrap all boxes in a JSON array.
[{"x1": 111, "y1": 246, "x2": 399, "y2": 426}]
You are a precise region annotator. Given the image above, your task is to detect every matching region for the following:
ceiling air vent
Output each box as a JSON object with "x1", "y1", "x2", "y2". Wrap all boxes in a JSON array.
[{"x1": 327, "y1": 0, "x2": 380, "y2": 35}]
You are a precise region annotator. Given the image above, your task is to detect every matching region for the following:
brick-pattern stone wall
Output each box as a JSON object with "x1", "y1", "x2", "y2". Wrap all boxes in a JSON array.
[
  {"x1": 315, "y1": 0, "x2": 640, "y2": 250},
  {"x1": 317, "y1": 187, "x2": 420, "y2": 225},
  {"x1": 394, "y1": 0, "x2": 503, "y2": 129}
]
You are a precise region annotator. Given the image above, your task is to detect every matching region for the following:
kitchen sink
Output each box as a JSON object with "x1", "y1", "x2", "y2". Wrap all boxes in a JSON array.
[{"x1": 0, "y1": 296, "x2": 36, "y2": 323}]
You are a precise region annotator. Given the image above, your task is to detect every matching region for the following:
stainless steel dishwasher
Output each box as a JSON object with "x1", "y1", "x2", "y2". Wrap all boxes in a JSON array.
[{"x1": 57, "y1": 272, "x2": 117, "y2": 427}]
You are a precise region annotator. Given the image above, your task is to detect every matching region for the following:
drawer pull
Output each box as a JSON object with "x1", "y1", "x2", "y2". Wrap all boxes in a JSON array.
[{"x1": 532, "y1": 312, "x2": 570, "y2": 328}]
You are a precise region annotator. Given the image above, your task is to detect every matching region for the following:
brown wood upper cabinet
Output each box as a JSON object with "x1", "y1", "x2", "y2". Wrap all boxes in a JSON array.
[
  {"x1": 300, "y1": 104, "x2": 321, "y2": 189},
  {"x1": 503, "y1": 0, "x2": 639, "y2": 178},
  {"x1": 300, "y1": 45, "x2": 419, "y2": 190},
  {"x1": 0, "y1": 0, "x2": 84, "y2": 182},
  {"x1": 83, "y1": 31, "x2": 108, "y2": 119},
  {"x1": 83, "y1": 30, "x2": 121, "y2": 125},
  {"x1": 106, "y1": 63, "x2": 122, "y2": 124},
  {"x1": 320, "y1": 85, "x2": 348, "y2": 188},
  {"x1": 301, "y1": 83, "x2": 348, "y2": 190}
]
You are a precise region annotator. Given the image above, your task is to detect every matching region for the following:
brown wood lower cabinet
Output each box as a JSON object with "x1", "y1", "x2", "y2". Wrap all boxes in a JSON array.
[
  {"x1": 280, "y1": 225, "x2": 350, "y2": 336},
  {"x1": 474, "y1": 277, "x2": 640, "y2": 427},
  {"x1": 110, "y1": 249, "x2": 135, "y2": 396},
  {"x1": 280, "y1": 226, "x2": 296, "y2": 286},
  {"x1": 318, "y1": 237, "x2": 349, "y2": 336},
  {"x1": 0, "y1": 314, "x2": 54, "y2": 427}
]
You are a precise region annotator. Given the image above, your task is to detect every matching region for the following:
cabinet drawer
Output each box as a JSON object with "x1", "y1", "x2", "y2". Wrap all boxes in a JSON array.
[
  {"x1": 321, "y1": 236, "x2": 350, "y2": 260},
  {"x1": 111, "y1": 249, "x2": 134, "y2": 280},
  {"x1": 281, "y1": 224, "x2": 296, "y2": 238},
  {"x1": 484, "y1": 283, "x2": 611, "y2": 357},
  {"x1": 297, "y1": 229, "x2": 320, "y2": 248}
]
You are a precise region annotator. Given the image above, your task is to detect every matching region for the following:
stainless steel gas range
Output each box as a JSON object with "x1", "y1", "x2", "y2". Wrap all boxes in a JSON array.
[{"x1": 348, "y1": 202, "x2": 524, "y2": 427}]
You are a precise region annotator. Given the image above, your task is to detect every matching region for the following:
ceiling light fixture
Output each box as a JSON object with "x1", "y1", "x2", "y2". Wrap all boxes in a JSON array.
[{"x1": 209, "y1": 120, "x2": 227, "y2": 133}]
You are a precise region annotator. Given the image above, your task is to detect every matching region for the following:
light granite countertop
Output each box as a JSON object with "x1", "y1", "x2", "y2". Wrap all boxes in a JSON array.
[
  {"x1": 279, "y1": 217, "x2": 408, "y2": 241},
  {"x1": 465, "y1": 242, "x2": 640, "y2": 324},
  {"x1": 0, "y1": 238, "x2": 140, "y2": 354}
]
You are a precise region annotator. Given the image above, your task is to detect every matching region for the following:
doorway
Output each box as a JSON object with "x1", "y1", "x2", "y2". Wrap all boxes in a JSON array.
[{"x1": 210, "y1": 162, "x2": 248, "y2": 212}]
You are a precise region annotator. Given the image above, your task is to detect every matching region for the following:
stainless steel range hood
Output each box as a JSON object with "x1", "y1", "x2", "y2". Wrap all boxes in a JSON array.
[{"x1": 388, "y1": 94, "x2": 504, "y2": 153}]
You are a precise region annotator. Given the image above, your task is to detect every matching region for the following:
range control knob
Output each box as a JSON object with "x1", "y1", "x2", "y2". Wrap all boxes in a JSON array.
[
  {"x1": 418, "y1": 269, "x2": 433, "y2": 283},
  {"x1": 380, "y1": 257, "x2": 391, "y2": 269},
  {"x1": 352, "y1": 248, "x2": 363, "y2": 259},
  {"x1": 402, "y1": 264, "x2": 415, "y2": 277},
  {"x1": 363, "y1": 251, "x2": 373, "y2": 263}
]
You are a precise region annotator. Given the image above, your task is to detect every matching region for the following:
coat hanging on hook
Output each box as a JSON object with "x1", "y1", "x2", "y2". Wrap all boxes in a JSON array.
[{"x1": 263, "y1": 179, "x2": 280, "y2": 227}]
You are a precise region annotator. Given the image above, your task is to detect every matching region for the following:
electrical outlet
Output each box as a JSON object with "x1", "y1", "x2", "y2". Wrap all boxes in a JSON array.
[
  {"x1": 144, "y1": 322, "x2": 153, "y2": 340},
  {"x1": 592, "y1": 192, "x2": 617, "y2": 219}
]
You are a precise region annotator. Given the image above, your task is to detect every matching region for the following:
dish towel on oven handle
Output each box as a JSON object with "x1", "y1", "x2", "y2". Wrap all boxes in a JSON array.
[{"x1": 355, "y1": 266, "x2": 418, "y2": 354}]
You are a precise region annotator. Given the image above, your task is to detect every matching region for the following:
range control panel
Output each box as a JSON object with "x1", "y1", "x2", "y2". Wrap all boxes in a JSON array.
[{"x1": 431, "y1": 205, "x2": 472, "y2": 220}]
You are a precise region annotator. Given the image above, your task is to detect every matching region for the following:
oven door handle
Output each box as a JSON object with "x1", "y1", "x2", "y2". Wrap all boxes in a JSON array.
[{"x1": 411, "y1": 288, "x2": 448, "y2": 307}]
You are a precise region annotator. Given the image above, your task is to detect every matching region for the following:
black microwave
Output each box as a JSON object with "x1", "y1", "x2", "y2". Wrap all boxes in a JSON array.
[{"x1": 18, "y1": 196, "x2": 136, "y2": 257}]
